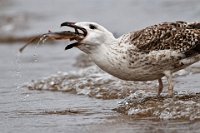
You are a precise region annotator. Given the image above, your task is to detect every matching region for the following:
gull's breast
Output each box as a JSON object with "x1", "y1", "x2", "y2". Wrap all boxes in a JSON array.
[{"x1": 91, "y1": 49, "x2": 186, "y2": 81}]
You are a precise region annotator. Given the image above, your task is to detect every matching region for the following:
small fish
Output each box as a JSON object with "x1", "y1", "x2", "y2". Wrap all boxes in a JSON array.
[
  {"x1": 19, "y1": 22, "x2": 87, "y2": 53},
  {"x1": 19, "y1": 31, "x2": 82, "y2": 53}
]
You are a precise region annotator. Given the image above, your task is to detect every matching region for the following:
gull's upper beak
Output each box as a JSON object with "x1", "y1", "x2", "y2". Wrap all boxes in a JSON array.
[{"x1": 61, "y1": 22, "x2": 87, "y2": 37}]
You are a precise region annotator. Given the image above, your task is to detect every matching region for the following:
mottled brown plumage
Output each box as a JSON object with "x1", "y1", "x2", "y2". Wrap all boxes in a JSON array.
[{"x1": 130, "y1": 21, "x2": 200, "y2": 57}]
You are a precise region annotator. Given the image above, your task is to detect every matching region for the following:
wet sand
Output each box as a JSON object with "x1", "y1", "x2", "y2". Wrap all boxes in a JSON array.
[{"x1": 1, "y1": 0, "x2": 200, "y2": 133}]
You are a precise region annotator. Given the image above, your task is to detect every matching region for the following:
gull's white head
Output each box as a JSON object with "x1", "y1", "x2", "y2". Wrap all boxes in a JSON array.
[
  {"x1": 75, "y1": 22, "x2": 114, "y2": 43},
  {"x1": 61, "y1": 22, "x2": 117, "y2": 54}
]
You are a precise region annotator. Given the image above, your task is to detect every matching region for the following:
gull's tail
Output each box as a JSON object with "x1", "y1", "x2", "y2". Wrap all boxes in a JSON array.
[{"x1": 185, "y1": 22, "x2": 200, "y2": 57}]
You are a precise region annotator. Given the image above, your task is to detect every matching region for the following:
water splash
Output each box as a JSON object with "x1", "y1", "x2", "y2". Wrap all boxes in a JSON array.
[
  {"x1": 114, "y1": 90, "x2": 200, "y2": 120},
  {"x1": 22, "y1": 66, "x2": 158, "y2": 99},
  {"x1": 20, "y1": 57, "x2": 200, "y2": 120}
]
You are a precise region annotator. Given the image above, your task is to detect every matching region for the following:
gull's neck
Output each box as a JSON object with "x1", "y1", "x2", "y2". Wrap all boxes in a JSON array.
[
  {"x1": 89, "y1": 36, "x2": 127, "y2": 73},
  {"x1": 90, "y1": 36, "x2": 119, "y2": 59}
]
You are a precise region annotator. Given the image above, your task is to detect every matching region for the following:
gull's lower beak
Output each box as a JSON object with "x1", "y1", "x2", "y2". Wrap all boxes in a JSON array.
[{"x1": 61, "y1": 21, "x2": 87, "y2": 36}]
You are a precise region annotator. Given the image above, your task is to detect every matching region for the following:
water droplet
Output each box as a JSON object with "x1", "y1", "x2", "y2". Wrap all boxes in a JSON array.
[
  {"x1": 23, "y1": 94, "x2": 30, "y2": 101},
  {"x1": 33, "y1": 54, "x2": 38, "y2": 62}
]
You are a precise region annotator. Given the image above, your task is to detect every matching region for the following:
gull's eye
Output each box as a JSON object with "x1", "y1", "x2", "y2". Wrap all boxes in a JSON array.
[{"x1": 89, "y1": 24, "x2": 97, "y2": 30}]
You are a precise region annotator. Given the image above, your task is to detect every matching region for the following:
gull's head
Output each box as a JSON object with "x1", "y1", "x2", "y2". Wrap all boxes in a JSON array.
[{"x1": 61, "y1": 21, "x2": 116, "y2": 54}]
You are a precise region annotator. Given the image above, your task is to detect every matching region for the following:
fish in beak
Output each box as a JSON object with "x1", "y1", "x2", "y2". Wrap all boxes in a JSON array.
[{"x1": 19, "y1": 21, "x2": 87, "y2": 52}]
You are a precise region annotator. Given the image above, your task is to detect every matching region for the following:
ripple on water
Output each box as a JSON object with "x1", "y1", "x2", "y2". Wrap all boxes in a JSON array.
[{"x1": 22, "y1": 66, "x2": 159, "y2": 99}]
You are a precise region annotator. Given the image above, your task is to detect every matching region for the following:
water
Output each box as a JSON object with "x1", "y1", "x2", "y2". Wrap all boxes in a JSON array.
[{"x1": 1, "y1": 0, "x2": 200, "y2": 133}]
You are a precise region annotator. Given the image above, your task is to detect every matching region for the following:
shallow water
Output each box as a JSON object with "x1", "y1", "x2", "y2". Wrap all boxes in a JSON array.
[
  {"x1": 1, "y1": 44, "x2": 200, "y2": 133},
  {"x1": 1, "y1": 0, "x2": 200, "y2": 133}
]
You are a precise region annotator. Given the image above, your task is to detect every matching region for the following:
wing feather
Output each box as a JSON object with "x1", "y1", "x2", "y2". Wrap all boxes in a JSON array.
[{"x1": 128, "y1": 21, "x2": 200, "y2": 56}]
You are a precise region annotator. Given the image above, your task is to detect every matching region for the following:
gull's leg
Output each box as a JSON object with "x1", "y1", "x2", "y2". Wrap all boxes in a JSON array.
[
  {"x1": 157, "y1": 78, "x2": 163, "y2": 96},
  {"x1": 164, "y1": 70, "x2": 174, "y2": 97}
]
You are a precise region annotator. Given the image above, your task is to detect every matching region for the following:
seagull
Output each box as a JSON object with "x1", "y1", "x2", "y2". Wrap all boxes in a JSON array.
[
  {"x1": 59, "y1": 21, "x2": 200, "y2": 97},
  {"x1": 22, "y1": 21, "x2": 200, "y2": 97}
]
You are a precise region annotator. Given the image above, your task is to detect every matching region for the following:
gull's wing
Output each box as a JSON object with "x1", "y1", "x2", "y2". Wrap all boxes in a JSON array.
[{"x1": 129, "y1": 21, "x2": 200, "y2": 57}]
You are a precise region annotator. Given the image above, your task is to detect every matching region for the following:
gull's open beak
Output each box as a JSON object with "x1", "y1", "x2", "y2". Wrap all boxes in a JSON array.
[{"x1": 61, "y1": 22, "x2": 87, "y2": 50}]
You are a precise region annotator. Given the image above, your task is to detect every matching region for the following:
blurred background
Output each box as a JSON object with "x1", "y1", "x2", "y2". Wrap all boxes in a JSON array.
[
  {"x1": 1, "y1": 0, "x2": 200, "y2": 37},
  {"x1": 0, "y1": 0, "x2": 200, "y2": 133}
]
